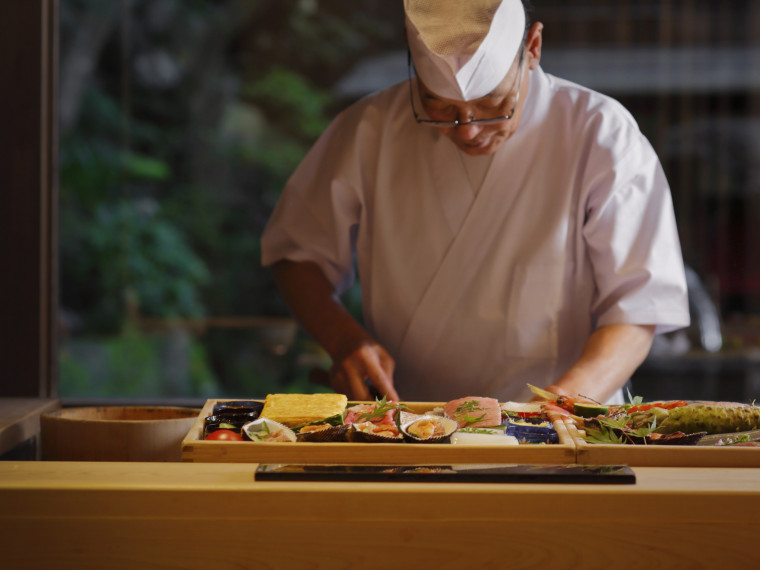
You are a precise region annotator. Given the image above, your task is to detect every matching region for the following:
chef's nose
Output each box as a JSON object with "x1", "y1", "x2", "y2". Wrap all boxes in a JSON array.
[{"x1": 455, "y1": 119, "x2": 482, "y2": 139}]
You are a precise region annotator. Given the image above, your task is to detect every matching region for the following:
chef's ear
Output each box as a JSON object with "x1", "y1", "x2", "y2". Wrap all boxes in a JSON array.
[{"x1": 525, "y1": 22, "x2": 543, "y2": 70}]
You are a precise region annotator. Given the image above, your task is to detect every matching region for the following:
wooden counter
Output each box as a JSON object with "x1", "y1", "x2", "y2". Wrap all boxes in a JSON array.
[
  {"x1": 0, "y1": 398, "x2": 60, "y2": 456},
  {"x1": 1, "y1": 461, "x2": 759, "y2": 568}
]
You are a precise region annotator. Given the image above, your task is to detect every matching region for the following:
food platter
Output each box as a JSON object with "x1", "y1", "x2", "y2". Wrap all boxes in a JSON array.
[
  {"x1": 566, "y1": 420, "x2": 760, "y2": 468},
  {"x1": 181, "y1": 399, "x2": 577, "y2": 464},
  {"x1": 520, "y1": 384, "x2": 760, "y2": 467}
]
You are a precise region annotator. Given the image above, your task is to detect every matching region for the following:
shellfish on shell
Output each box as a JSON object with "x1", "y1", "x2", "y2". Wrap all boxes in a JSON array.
[
  {"x1": 401, "y1": 415, "x2": 458, "y2": 443},
  {"x1": 295, "y1": 423, "x2": 350, "y2": 443},
  {"x1": 241, "y1": 418, "x2": 297, "y2": 443},
  {"x1": 349, "y1": 421, "x2": 403, "y2": 443}
]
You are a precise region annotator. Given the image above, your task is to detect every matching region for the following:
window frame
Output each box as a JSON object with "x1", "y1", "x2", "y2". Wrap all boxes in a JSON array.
[{"x1": 0, "y1": 0, "x2": 58, "y2": 398}]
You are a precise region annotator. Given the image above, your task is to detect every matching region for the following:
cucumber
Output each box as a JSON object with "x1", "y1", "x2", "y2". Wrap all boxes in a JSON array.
[{"x1": 573, "y1": 403, "x2": 610, "y2": 418}]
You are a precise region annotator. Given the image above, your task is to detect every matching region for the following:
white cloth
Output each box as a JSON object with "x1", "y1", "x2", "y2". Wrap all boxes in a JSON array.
[
  {"x1": 405, "y1": 0, "x2": 526, "y2": 101},
  {"x1": 261, "y1": 66, "x2": 690, "y2": 403}
]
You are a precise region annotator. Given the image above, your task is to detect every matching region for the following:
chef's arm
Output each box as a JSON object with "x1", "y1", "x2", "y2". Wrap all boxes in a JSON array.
[
  {"x1": 270, "y1": 259, "x2": 399, "y2": 401},
  {"x1": 545, "y1": 324, "x2": 655, "y2": 403}
]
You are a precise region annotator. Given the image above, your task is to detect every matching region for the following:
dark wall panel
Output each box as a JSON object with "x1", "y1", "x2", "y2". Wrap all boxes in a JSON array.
[{"x1": 0, "y1": 1, "x2": 57, "y2": 397}]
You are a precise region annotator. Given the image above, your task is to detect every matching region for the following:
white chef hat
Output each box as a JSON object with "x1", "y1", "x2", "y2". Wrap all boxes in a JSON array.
[{"x1": 405, "y1": 0, "x2": 526, "y2": 101}]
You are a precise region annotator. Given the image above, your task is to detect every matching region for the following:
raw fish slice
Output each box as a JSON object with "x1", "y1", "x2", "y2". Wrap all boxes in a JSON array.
[{"x1": 443, "y1": 397, "x2": 502, "y2": 428}]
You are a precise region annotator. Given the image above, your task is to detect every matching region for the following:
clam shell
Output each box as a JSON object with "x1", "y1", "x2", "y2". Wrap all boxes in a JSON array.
[
  {"x1": 401, "y1": 415, "x2": 458, "y2": 443},
  {"x1": 398, "y1": 410, "x2": 423, "y2": 425},
  {"x1": 349, "y1": 421, "x2": 403, "y2": 443},
  {"x1": 241, "y1": 418, "x2": 297, "y2": 443},
  {"x1": 296, "y1": 423, "x2": 350, "y2": 443}
]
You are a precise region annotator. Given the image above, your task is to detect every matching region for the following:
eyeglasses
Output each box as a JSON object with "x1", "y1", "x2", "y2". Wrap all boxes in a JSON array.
[{"x1": 408, "y1": 46, "x2": 525, "y2": 128}]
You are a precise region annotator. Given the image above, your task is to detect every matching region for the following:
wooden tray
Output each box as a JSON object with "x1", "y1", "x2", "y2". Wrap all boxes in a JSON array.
[
  {"x1": 565, "y1": 419, "x2": 760, "y2": 467},
  {"x1": 181, "y1": 399, "x2": 577, "y2": 464}
]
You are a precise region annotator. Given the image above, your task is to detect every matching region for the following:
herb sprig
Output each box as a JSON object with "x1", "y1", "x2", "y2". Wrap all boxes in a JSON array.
[
  {"x1": 454, "y1": 400, "x2": 487, "y2": 425},
  {"x1": 583, "y1": 415, "x2": 658, "y2": 445},
  {"x1": 356, "y1": 396, "x2": 407, "y2": 422}
]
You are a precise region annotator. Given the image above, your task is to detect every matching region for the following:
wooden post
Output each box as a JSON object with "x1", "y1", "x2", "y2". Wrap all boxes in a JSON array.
[{"x1": 0, "y1": 0, "x2": 58, "y2": 397}]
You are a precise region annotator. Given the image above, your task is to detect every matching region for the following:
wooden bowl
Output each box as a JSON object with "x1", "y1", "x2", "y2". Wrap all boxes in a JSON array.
[{"x1": 41, "y1": 406, "x2": 200, "y2": 462}]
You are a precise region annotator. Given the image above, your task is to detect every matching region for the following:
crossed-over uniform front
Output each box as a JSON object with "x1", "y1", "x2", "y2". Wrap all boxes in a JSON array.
[{"x1": 261, "y1": 66, "x2": 690, "y2": 403}]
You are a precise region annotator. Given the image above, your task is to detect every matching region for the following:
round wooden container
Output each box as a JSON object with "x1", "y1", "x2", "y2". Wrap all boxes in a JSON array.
[{"x1": 40, "y1": 406, "x2": 200, "y2": 462}]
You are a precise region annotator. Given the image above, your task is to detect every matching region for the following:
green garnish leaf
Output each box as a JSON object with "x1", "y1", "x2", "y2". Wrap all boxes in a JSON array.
[
  {"x1": 626, "y1": 387, "x2": 644, "y2": 407},
  {"x1": 460, "y1": 426, "x2": 505, "y2": 435},
  {"x1": 356, "y1": 396, "x2": 407, "y2": 422},
  {"x1": 453, "y1": 400, "x2": 488, "y2": 425},
  {"x1": 460, "y1": 413, "x2": 487, "y2": 424},
  {"x1": 456, "y1": 400, "x2": 485, "y2": 413},
  {"x1": 583, "y1": 424, "x2": 624, "y2": 445}
]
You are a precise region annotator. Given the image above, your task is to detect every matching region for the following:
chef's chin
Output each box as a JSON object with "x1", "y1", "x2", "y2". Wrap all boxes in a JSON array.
[{"x1": 457, "y1": 137, "x2": 503, "y2": 156}]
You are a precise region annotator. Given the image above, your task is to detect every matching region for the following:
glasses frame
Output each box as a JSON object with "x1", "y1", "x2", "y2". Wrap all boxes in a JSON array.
[{"x1": 408, "y1": 45, "x2": 526, "y2": 128}]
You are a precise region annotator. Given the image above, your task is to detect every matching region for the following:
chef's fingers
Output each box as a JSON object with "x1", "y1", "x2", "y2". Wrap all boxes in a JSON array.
[
  {"x1": 343, "y1": 366, "x2": 373, "y2": 401},
  {"x1": 364, "y1": 353, "x2": 399, "y2": 402},
  {"x1": 329, "y1": 364, "x2": 370, "y2": 401},
  {"x1": 329, "y1": 339, "x2": 398, "y2": 401},
  {"x1": 346, "y1": 341, "x2": 398, "y2": 401}
]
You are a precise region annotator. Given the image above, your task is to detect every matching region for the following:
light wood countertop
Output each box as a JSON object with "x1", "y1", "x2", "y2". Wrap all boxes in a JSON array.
[{"x1": 1, "y1": 461, "x2": 759, "y2": 568}]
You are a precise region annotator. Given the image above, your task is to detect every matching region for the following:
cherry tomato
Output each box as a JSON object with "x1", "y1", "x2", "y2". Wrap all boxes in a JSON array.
[{"x1": 205, "y1": 429, "x2": 244, "y2": 441}]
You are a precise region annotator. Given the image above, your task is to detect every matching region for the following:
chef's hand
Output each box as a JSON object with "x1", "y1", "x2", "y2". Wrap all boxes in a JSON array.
[
  {"x1": 269, "y1": 261, "x2": 399, "y2": 401},
  {"x1": 329, "y1": 339, "x2": 399, "y2": 402},
  {"x1": 528, "y1": 385, "x2": 569, "y2": 403}
]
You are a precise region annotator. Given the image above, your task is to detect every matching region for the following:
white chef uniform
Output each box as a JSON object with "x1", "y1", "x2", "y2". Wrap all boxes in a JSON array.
[{"x1": 261, "y1": 66, "x2": 690, "y2": 403}]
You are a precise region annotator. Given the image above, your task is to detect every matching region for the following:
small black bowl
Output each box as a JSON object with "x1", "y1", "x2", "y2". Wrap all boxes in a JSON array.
[{"x1": 212, "y1": 400, "x2": 264, "y2": 417}]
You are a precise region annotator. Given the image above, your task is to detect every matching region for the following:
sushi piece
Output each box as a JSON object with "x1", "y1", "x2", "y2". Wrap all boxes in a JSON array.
[
  {"x1": 444, "y1": 397, "x2": 502, "y2": 428},
  {"x1": 344, "y1": 396, "x2": 404, "y2": 426}
]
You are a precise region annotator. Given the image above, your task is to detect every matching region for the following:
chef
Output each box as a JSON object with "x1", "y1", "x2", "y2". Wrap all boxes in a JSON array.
[{"x1": 261, "y1": 0, "x2": 690, "y2": 404}]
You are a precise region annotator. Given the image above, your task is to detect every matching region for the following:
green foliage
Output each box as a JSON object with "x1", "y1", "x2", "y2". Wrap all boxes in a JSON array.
[
  {"x1": 58, "y1": 0, "x2": 406, "y2": 398},
  {"x1": 61, "y1": 198, "x2": 209, "y2": 332},
  {"x1": 59, "y1": 325, "x2": 220, "y2": 398},
  {"x1": 122, "y1": 151, "x2": 171, "y2": 181},
  {"x1": 583, "y1": 423, "x2": 625, "y2": 445},
  {"x1": 243, "y1": 66, "x2": 331, "y2": 140},
  {"x1": 582, "y1": 411, "x2": 659, "y2": 445}
]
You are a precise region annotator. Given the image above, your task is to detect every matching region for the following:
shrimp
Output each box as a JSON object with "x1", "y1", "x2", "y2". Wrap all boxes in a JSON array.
[{"x1": 527, "y1": 384, "x2": 600, "y2": 422}]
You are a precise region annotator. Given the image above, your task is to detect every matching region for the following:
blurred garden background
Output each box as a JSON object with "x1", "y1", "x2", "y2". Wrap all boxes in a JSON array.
[
  {"x1": 58, "y1": 0, "x2": 760, "y2": 402},
  {"x1": 58, "y1": 0, "x2": 405, "y2": 400}
]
